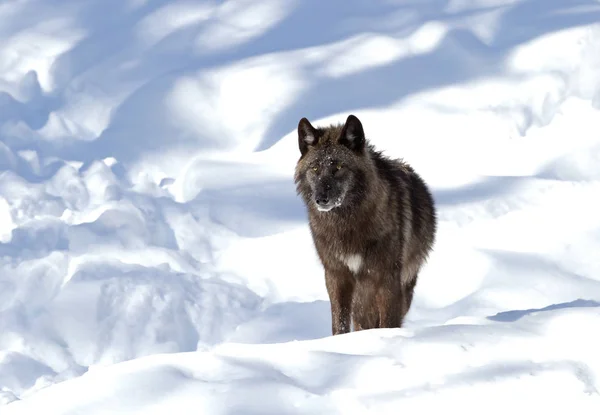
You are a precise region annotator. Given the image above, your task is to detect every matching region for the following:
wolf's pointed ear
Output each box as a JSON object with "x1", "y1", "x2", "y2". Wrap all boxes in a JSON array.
[
  {"x1": 298, "y1": 117, "x2": 318, "y2": 156},
  {"x1": 339, "y1": 114, "x2": 365, "y2": 152}
]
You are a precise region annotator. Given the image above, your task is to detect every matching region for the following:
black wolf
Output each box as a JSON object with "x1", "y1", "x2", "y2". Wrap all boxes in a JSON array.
[{"x1": 294, "y1": 114, "x2": 437, "y2": 335}]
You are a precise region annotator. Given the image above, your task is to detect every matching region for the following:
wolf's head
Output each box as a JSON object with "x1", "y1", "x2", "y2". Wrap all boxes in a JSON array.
[{"x1": 295, "y1": 114, "x2": 369, "y2": 213}]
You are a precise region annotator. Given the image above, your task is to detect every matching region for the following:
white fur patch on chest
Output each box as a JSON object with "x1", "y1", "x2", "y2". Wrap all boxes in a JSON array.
[{"x1": 338, "y1": 253, "x2": 363, "y2": 274}]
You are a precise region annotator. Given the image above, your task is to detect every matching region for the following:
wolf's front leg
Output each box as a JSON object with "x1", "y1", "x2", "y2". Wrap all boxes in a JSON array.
[
  {"x1": 376, "y1": 284, "x2": 403, "y2": 328},
  {"x1": 325, "y1": 270, "x2": 354, "y2": 335},
  {"x1": 351, "y1": 278, "x2": 379, "y2": 331}
]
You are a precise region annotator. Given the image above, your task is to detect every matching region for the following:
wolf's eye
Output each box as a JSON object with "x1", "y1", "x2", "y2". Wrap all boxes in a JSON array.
[
  {"x1": 336, "y1": 164, "x2": 343, "y2": 170},
  {"x1": 312, "y1": 166, "x2": 318, "y2": 172}
]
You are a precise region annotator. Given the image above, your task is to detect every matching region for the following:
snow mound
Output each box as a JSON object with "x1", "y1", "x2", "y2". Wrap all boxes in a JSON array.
[{"x1": 5, "y1": 305, "x2": 600, "y2": 414}]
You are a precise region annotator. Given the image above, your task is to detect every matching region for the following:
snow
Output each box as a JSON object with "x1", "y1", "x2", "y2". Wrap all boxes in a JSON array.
[{"x1": 2, "y1": 0, "x2": 600, "y2": 412}]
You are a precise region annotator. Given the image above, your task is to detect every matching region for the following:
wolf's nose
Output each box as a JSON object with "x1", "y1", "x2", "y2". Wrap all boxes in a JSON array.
[{"x1": 316, "y1": 196, "x2": 330, "y2": 206}]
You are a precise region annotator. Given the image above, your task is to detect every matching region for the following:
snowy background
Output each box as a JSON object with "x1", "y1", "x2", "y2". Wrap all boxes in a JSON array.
[{"x1": 2, "y1": 0, "x2": 600, "y2": 413}]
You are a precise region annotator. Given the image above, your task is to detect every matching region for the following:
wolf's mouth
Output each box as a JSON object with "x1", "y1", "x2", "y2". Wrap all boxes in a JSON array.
[
  {"x1": 316, "y1": 203, "x2": 336, "y2": 212},
  {"x1": 315, "y1": 197, "x2": 342, "y2": 212}
]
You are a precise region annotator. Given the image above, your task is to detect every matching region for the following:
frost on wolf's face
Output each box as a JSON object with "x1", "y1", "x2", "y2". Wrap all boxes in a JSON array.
[
  {"x1": 306, "y1": 153, "x2": 359, "y2": 212},
  {"x1": 296, "y1": 115, "x2": 367, "y2": 213},
  {"x1": 306, "y1": 156, "x2": 351, "y2": 212}
]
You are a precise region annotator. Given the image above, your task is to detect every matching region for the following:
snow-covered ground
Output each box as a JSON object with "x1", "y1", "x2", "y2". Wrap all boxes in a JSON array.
[{"x1": 2, "y1": 0, "x2": 600, "y2": 412}]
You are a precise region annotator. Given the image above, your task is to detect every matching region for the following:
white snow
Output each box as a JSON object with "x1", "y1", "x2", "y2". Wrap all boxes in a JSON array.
[{"x1": 2, "y1": 0, "x2": 600, "y2": 412}]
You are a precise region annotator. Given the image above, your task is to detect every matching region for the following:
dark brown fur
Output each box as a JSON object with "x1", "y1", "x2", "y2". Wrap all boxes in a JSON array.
[{"x1": 294, "y1": 114, "x2": 436, "y2": 335}]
